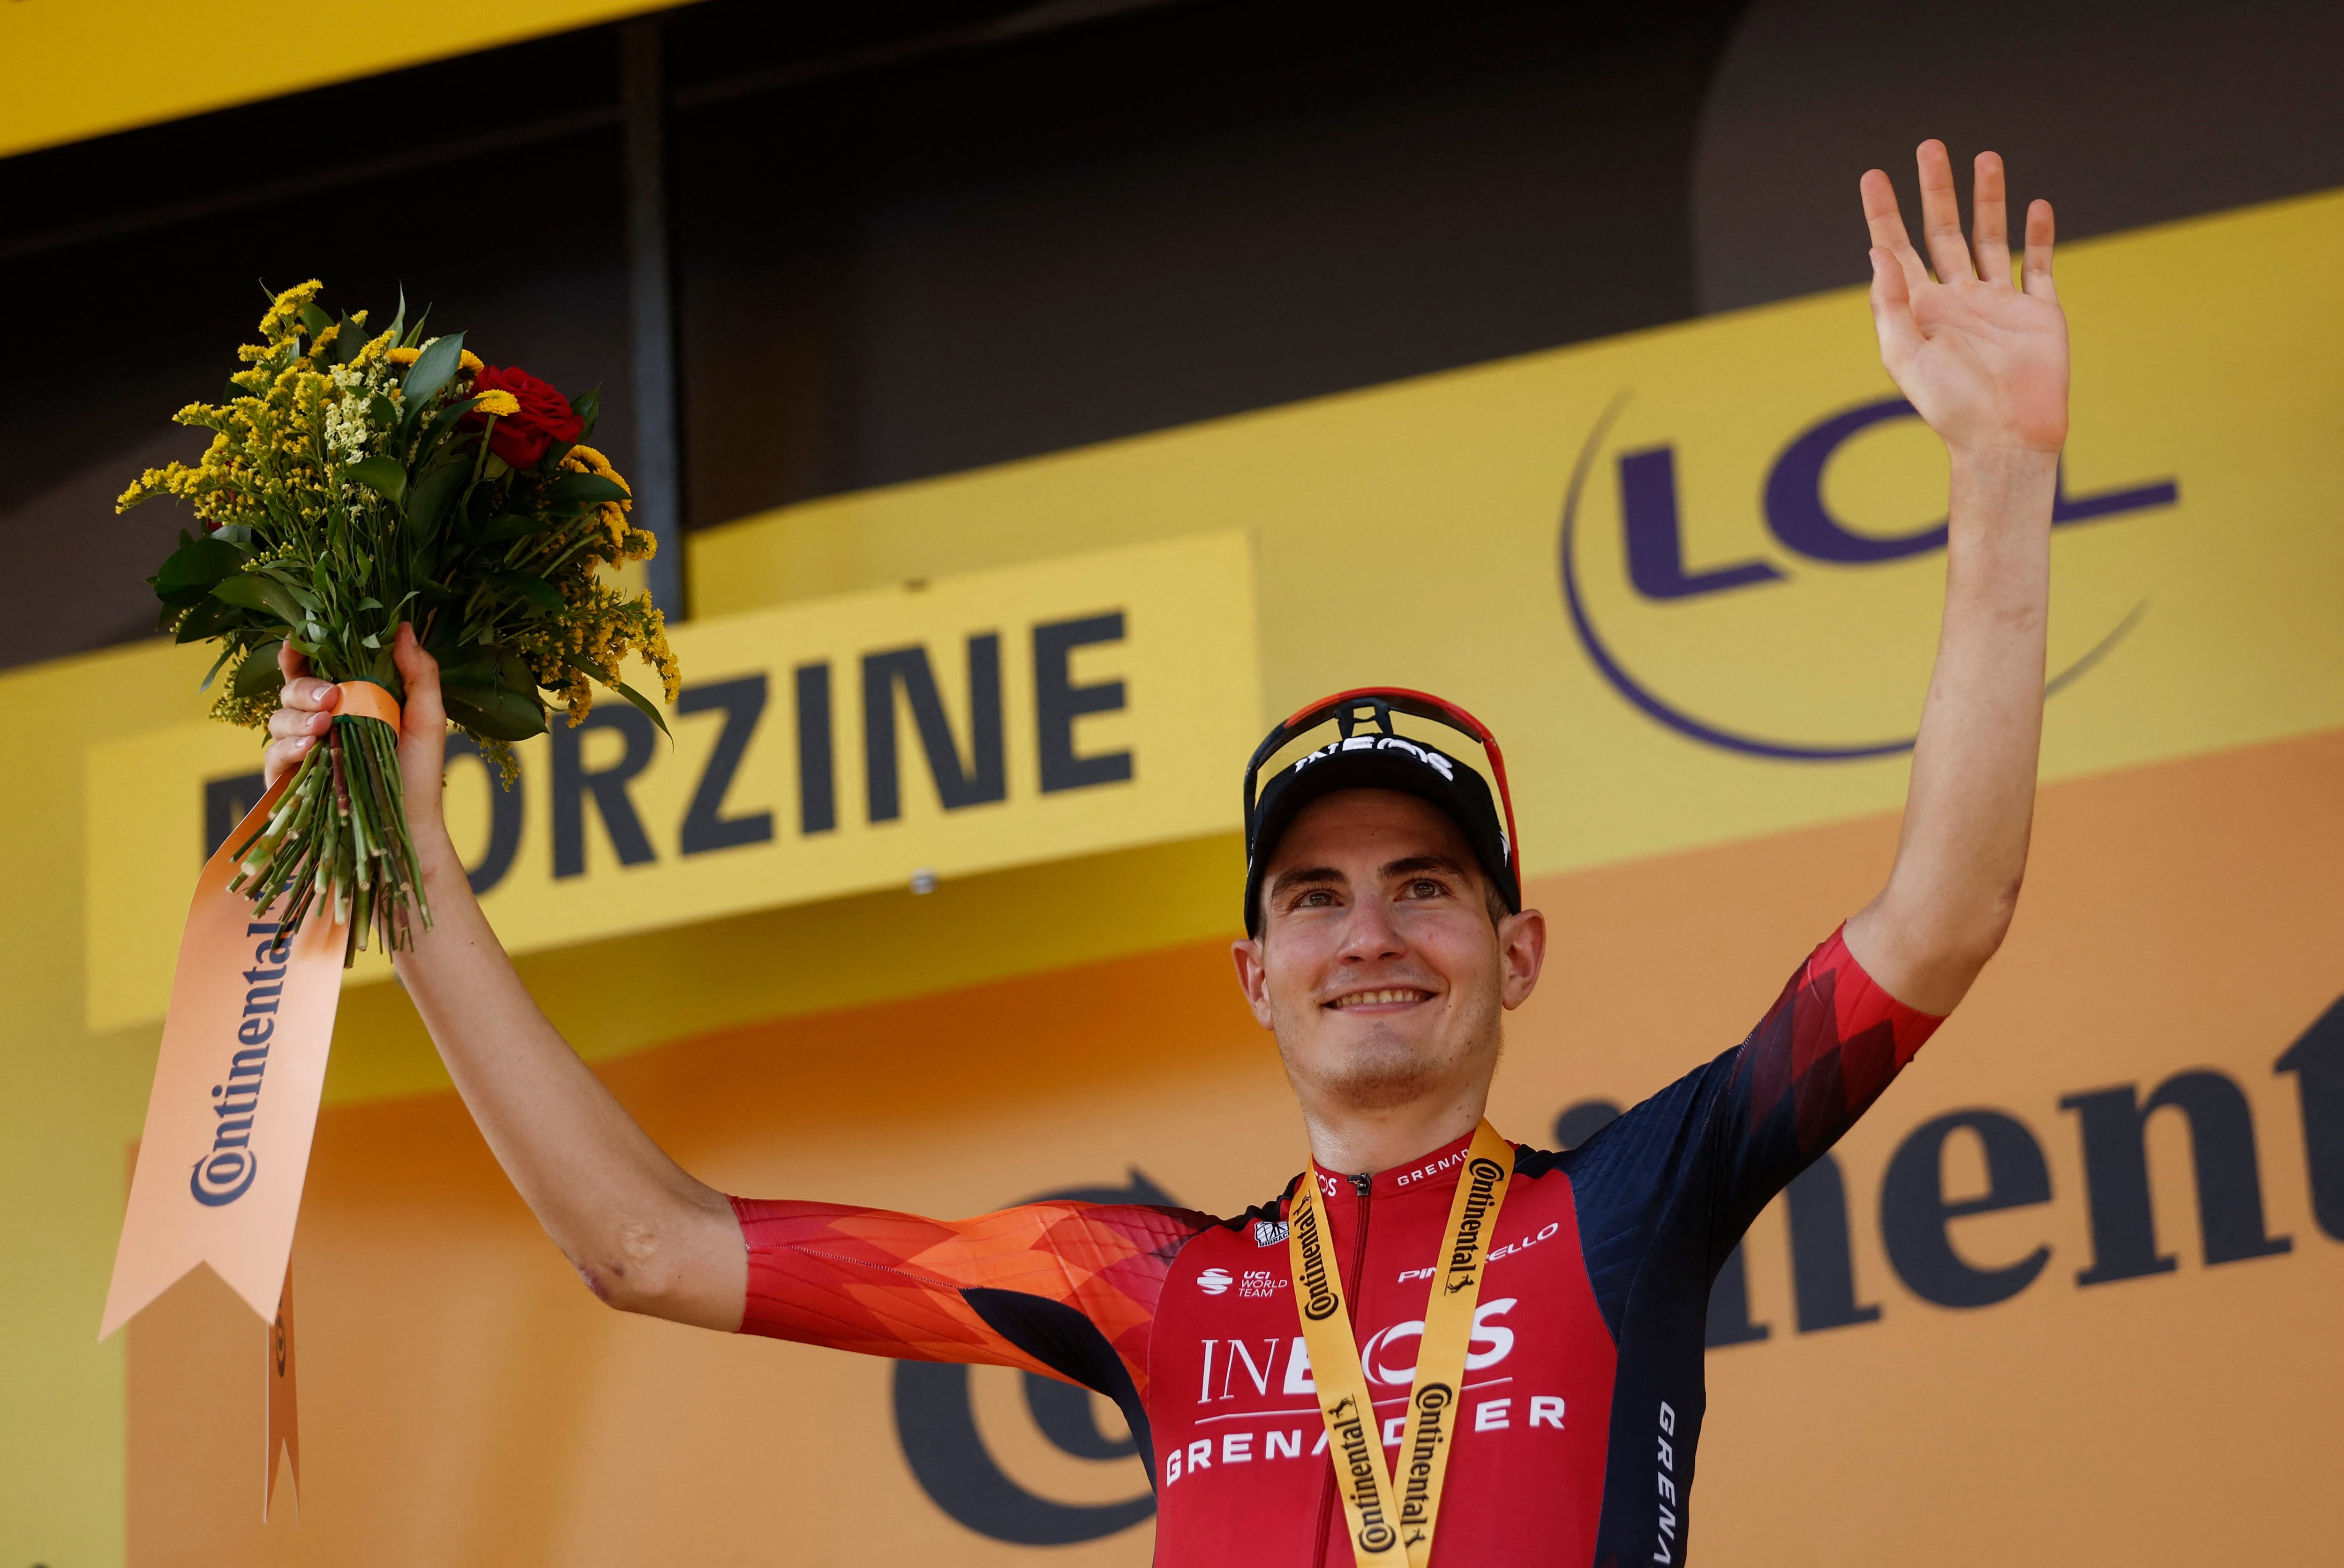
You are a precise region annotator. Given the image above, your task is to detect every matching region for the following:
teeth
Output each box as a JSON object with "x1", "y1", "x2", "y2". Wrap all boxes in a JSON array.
[{"x1": 1335, "y1": 989, "x2": 1427, "y2": 1008}]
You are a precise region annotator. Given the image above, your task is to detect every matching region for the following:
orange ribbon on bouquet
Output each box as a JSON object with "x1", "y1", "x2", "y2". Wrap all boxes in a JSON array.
[{"x1": 103, "y1": 681, "x2": 399, "y2": 1515}]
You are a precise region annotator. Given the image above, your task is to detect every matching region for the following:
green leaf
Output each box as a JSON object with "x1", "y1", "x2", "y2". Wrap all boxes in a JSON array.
[
  {"x1": 401, "y1": 330, "x2": 467, "y2": 410},
  {"x1": 405, "y1": 462, "x2": 469, "y2": 546},
  {"x1": 474, "y1": 513, "x2": 546, "y2": 548},
  {"x1": 413, "y1": 394, "x2": 482, "y2": 468},
  {"x1": 348, "y1": 455, "x2": 408, "y2": 505},
  {"x1": 563, "y1": 655, "x2": 672, "y2": 742},
  {"x1": 571, "y1": 384, "x2": 601, "y2": 442},
  {"x1": 198, "y1": 639, "x2": 238, "y2": 692},
  {"x1": 492, "y1": 570, "x2": 566, "y2": 615},
  {"x1": 300, "y1": 302, "x2": 334, "y2": 342},
  {"x1": 209, "y1": 572, "x2": 304, "y2": 625},
  {"x1": 234, "y1": 640, "x2": 287, "y2": 698},
  {"x1": 610, "y1": 678, "x2": 673, "y2": 741},
  {"x1": 152, "y1": 534, "x2": 248, "y2": 607},
  {"x1": 400, "y1": 302, "x2": 432, "y2": 350},
  {"x1": 540, "y1": 472, "x2": 630, "y2": 509},
  {"x1": 174, "y1": 597, "x2": 244, "y2": 643},
  {"x1": 441, "y1": 682, "x2": 548, "y2": 742},
  {"x1": 388, "y1": 286, "x2": 407, "y2": 345}
]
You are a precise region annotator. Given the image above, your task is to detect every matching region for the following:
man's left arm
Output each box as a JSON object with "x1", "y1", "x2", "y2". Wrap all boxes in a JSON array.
[{"x1": 1842, "y1": 139, "x2": 2070, "y2": 1015}]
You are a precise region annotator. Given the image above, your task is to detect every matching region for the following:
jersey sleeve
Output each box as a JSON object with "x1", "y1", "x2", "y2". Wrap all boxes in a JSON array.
[
  {"x1": 1710, "y1": 922, "x2": 1944, "y2": 1233},
  {"x1": 727, "y1": 1194, "x2": 1216, "y2": 1401}
]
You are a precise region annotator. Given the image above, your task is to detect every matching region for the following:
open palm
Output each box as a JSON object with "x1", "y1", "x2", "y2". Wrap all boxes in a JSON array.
[{"x1": 1864, "y1": 141, "x2": 2068, "y2": 456}]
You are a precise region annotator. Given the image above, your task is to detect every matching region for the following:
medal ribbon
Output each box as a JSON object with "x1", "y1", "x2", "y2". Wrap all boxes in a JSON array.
[{"x1": 1287, "y1": 1120, "x2": 1514, "y2": 1568}]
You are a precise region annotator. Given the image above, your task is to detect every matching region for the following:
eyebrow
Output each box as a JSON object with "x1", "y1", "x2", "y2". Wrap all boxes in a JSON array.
[
  {"x1": 1266, "y1": 855, "x2": 1470, "y2": 905},
  {"x1": 1267, "y1": 865, "x2": 1347, "y2": 901},
  {"x1": 1380, "y1": 855, "x2": 1471, "y2": 881}
]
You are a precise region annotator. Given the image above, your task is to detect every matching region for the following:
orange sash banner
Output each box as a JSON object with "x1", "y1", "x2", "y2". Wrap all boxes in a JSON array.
[{"x1": 101, "y1": 766, "x2": 349, "y2": 1340}]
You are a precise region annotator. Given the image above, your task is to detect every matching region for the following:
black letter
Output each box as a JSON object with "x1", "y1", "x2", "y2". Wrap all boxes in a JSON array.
[
  {"x1": 444, "y1": 733, "x2": 524, "y2": 894},
  {"x1": 1619, "y1": 447, "x2": 1781, "y2": 600},
  {"x1": 1552, "y1": 1099, "x2": 1622, "y2": 1152},
  {"x1": 550, "y1": 705, "x2": 657, "y2": 878},
  {"x1": 677, "y1": 676, "x2": 774, "y2": 855},
  {"x1": 204, "y1": 772, "x2": 267, "y2": 859},
  {"x1": 2062, "y1": 1071, "x2": 2291, "y2": 1285},
  {"x1": 795, "y1": 662, "x2": 835, "y2": 835},
  {"x1": 863, "y1": 636, "x2": 1005, "y2": 822},
  {"x1": 2276, "y1": 996, "x2": 2344, "y2": 1242},
  {"x1": 893, "y1": 1363, "x2": 1154, "y2": 1544},
  {"x1": 1705, "y1": 1241, "x2": 1771, "y2": 1348},
  {"x1": 1880, "y1": 1110, "x2": 2052, "y2": 1308},
  {"x1": 1788, "y1": 1152, "x2": 1880, "y2": 1332},
  {"x1": 1025, "y1": 1377, "x2": 1137, "y2": 1460},
  {"x1": 1034, "y1": 613, "x2": 1135, "y2": 793}
]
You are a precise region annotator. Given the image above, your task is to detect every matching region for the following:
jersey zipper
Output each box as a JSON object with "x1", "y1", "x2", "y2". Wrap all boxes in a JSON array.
[{"x1": 1313, "y1": 1173, "x2": 1376, "y2": 1568}]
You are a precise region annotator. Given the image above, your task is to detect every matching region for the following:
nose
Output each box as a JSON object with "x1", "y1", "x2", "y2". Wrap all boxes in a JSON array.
[{"x1": 1335, "y1": 892, "x2": 1407, "y2": 965}]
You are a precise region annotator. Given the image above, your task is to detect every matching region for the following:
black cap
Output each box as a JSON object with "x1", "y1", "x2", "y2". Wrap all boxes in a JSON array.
[{"x1": 1241, "y1": 690, "x2": 1522, "y2": 936}]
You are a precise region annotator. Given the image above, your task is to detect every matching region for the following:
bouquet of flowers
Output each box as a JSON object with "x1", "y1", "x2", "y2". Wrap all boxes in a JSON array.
[{"x1": 120, "y1": 280, "x2": 680, "y2": 963}]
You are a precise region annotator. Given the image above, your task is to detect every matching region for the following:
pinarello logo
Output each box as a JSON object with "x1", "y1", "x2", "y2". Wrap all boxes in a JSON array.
[
  {"x1": 1197, "y1": 1267, "x2": 1234, "y2": 1296},
  {"x1": 1559, "y1": 392, "x2": 2174, "y2": 759}
]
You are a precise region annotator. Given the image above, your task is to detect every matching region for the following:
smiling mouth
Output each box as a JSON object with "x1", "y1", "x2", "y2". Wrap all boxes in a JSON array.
[{"x1": 1326, "y1": 988, "x2": 1433, "y2": 1011}]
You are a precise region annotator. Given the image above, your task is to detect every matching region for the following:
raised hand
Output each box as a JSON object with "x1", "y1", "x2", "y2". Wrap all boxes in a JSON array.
[
  {"x1": 1863, "y1": 141, "x2": 2068, "y2": 457},
  {"x1": 262, "y1": 626, "x2": 451, "y2": 850}
]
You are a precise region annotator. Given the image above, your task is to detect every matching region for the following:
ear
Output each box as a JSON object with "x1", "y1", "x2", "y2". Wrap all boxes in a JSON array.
[
  {"x1": 1498, "y1": 907, "x2": 1547, "y2": 1010},
  {"x1": 1230, "y1": 937, "x2": 1276, "y2": 1028}
]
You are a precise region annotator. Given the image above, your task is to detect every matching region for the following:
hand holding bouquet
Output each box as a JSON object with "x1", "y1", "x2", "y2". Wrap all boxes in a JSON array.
[{"x1": 121, "y1": 280, "x2": 680, "y2": 963}]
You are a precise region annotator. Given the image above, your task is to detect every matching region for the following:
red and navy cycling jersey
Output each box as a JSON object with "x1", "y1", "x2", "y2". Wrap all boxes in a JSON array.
[{"x1": 729, "y1": 927, "x2": 1940, "y2": 1566}]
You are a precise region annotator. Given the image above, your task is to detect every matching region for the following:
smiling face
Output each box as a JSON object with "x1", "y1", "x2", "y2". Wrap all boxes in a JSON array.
[{"x1": 1231, "y1": 789, "x2": 1546, "y2": 1134}]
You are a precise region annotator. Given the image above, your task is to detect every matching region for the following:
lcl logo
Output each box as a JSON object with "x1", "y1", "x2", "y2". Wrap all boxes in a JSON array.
[{"x1": 1559, "y1": 393, "x2": 2179, "y2": 759}]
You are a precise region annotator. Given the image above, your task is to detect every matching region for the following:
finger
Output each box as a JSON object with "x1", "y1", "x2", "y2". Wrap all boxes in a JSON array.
[
  {"x1": 279, "y1": 674, "x2": 341, "y2": 713},
  {"x1": 1867, "y1": 247, "x2": 1923, "y2": 365},
  {"x1": 1915, "y1": 139, "x2": 1974, "y2": 282},
  {"x1": 1860, "y1": 167, "x2": 1930, "y2": 293},
  {"x1": 275, "y1": 640, "x2": 310, "y2": 683},
  {"x1": 2021, "y1": 198, "x2": 2059, "y2": 302},
  {"x1": 1971, "y1": 150, "x2": 2012, "y2": 285},
  {"x1": 269, "y1": 703, "x2": 333, "y2": 741},
  {"x1": 391, "y1": 623, "x2": 445, "y2": 737}
]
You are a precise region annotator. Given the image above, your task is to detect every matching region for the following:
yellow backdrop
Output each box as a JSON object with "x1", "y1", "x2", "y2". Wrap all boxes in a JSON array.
[{"x1": 7, "y1": 185, "x2": 2340, "y2": 1565}]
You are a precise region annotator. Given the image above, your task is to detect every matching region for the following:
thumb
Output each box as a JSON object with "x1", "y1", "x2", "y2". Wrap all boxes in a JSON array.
[
  {"x1": 391, "y1": 623, "x2": 450, "y2": 835},
  {"x1": 391, "y1": 622, "x2": 445, "y2": 732},
  {"x1": 1867, "y1": 246, "x2": 1921, "y2": 364}
]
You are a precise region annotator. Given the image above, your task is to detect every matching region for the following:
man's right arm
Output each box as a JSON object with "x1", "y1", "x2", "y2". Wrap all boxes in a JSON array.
[{"x1": 265, "y1": 628, "x2": 746, "y2": 1329}]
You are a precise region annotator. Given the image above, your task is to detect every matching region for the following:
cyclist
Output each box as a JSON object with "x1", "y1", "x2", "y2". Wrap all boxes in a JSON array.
[{"x1": 265, "y1": 141, "x2": 2066, "y2": 1565}]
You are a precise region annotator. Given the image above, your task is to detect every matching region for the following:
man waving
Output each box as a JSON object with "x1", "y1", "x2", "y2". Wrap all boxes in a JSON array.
[{"x1": 264, "y1": 140, "x2": 2066, "y2": 1565}]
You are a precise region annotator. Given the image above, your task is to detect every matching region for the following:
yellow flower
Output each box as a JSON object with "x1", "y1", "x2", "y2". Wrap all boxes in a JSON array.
[
  {"x1": 387, "y1": 346, "x2": 421, "y2": 368},
  {"x1": 472, "y1": 388, "x2": 522, "y2": 417},
  {"x1": 458, "y1": 350, "x2": 484, "y2": 374}
]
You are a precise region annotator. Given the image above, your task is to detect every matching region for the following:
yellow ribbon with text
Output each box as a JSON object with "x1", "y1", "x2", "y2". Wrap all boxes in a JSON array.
[{"x1": 1287, "y1": 1120, "x2": 1514, "y2": 1568}]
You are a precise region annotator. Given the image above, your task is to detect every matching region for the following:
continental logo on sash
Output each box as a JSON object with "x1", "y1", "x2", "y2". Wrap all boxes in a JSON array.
[
  {"x1": 1442, "y1": 1155, "x2": 1506, "y2": 1294},
  {"x1": 1398, "y1": 1381, "x2": 1454, "y2": 1533},
  {"x1": 1292, "y1": 1196, "x2": 1341, "y2": 1322},
  {"x1": 84, "y1": 533, "x2": 1261, "y2": 1031},
  {"x1": 1328, "y1": 1395, "x2": 1397, "y2": 1554}
]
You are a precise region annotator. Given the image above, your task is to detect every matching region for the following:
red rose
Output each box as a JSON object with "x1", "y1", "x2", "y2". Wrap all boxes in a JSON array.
[{"x1": 464, "y1": 365, "x2": 583, "y2": 470}]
